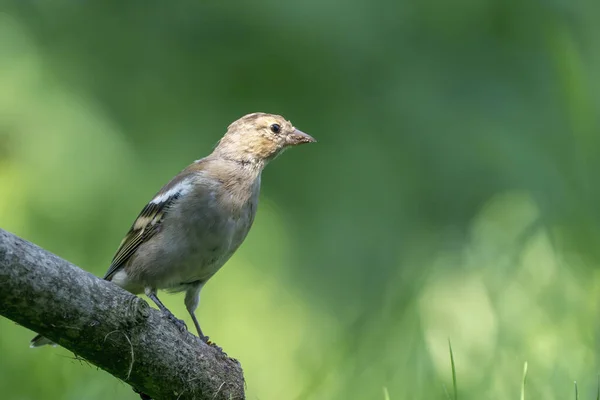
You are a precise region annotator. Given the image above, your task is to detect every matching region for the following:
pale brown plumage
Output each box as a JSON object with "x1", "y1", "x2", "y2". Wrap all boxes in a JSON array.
[{"x1": 30, "y1": 112, "x2": 315, "y2": 347}]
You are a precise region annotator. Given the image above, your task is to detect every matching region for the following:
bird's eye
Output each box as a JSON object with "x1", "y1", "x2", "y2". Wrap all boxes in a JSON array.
[{"x1": 270, "y1": 124, "x2": 281, "y2": 134}]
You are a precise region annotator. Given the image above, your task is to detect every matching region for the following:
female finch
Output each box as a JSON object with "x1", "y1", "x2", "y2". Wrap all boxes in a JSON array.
[{"x1": 31, "y1": 112, "x2": 315, "y2": 346}]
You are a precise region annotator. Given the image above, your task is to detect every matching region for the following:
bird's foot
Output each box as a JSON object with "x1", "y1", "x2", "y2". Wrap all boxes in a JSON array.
[
  {"x1": 162, "y1": 310, "x2": 188, "y2": 333},
  {"x1": 202, "y1": 336, "x2": 227, "y2": 355},
  {"x1": 209, "y1": 341, "x2": 224, "y2": 354}
]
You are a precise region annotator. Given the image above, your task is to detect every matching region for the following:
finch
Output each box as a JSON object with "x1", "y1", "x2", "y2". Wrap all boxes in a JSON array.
[{"x1": 31, "y1": 112, "x2": 315, "y2": 346}]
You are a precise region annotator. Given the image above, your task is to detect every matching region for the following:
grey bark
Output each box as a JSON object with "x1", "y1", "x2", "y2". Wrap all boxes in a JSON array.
[{"x1": 0, "y1": 228, "x2": 245, "y2": 400}]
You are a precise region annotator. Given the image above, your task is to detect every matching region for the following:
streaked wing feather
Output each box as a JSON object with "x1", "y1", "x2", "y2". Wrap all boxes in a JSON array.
[
  {"x1": 103, "y1": 191, "x2": 181, "y2": 280},
  {"x1": 102, "y1": 162, "x2": 205, "y2": 281}
]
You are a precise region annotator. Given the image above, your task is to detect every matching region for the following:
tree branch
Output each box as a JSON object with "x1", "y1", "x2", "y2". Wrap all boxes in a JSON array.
[{"x1": 0, "y1": 228, "x2": 245, "y2": 400}]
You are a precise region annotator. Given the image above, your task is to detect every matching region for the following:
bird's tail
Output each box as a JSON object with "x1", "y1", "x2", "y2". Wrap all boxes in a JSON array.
[{"x1": 30, "y1": 334, "x2": 56, "y2": 348}]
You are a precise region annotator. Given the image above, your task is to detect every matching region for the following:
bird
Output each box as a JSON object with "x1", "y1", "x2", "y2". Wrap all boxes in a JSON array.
[{"x1": 30, "y1": 112, "x2": 315, "y2": 347}]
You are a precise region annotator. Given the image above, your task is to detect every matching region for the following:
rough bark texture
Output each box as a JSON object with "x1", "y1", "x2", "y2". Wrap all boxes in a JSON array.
[{"x1": 0, "y1": 228, "x2": 245, "y2": 400}]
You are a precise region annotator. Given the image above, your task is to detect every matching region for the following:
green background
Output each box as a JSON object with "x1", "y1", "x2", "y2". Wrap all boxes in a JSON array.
[{"x1": 1, "y1": 1, "x2": 600, "y2": 399}]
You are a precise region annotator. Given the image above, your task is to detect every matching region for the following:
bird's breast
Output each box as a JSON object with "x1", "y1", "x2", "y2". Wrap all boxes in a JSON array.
[{"x1": 153, "y1": 182, "x2": 259, "y2": 289}]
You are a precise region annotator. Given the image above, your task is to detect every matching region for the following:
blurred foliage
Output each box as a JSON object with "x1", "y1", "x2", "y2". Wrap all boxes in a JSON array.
[{"x1": 1, "y1": 0, "x2": 600, "y2": 399}]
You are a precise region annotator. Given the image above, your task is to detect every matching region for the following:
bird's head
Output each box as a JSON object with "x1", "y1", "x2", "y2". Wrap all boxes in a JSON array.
[{"x1": 214, "y1": 112, "x2": 315, "y2": 165}]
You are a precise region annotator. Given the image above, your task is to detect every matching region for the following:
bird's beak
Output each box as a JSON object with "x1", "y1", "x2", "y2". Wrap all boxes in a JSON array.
[{"x1": 286, "y1": 128, "x2": 316, "y2": 146}]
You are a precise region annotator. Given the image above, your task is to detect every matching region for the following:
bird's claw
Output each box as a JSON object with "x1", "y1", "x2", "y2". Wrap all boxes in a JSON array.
[
  {"x1": 198, "y1": 334, "x2": 221, "y2": 352},
  {"x1": 162, "y1": 311, "x2": 188, "y2": 333}
]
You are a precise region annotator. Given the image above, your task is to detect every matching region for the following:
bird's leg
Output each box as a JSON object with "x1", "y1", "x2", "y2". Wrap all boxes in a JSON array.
[
  {"x1": 190, "y1": 313, "x2": 208, "y2": 343},
  {"x1": 184, "y1": 283, "x2": 209, "y2": 343},
  {"x1": 144, "y1": 287, "x2": 188, "y2": 333}
]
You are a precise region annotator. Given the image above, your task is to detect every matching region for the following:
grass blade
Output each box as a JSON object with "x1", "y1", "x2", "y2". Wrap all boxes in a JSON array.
[
  {"x1": 448, "y1": 339, "x2": 457, "y2": 400},
  {"x1": 520, "y1": 361, "x2": 528, "y2": 400},
  {"x1": 383, "y1": 387, "x2": 390, "y2": 400},
  {"x1": 574, "y1": 381, "x2": 578, "y2": 400},
  {"x1": 443, "y1": 384, "x2": 452, "y2": 400}
]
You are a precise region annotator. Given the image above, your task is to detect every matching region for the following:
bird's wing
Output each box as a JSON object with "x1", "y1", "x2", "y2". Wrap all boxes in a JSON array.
[{"x1": 103, "y1": 171, "x2": 197, "y2": 281}]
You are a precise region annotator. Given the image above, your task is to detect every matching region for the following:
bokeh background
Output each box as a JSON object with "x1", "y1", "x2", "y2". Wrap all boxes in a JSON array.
[{"x1": 2, "y1": 1, "x2": 600, "y2": 399}]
